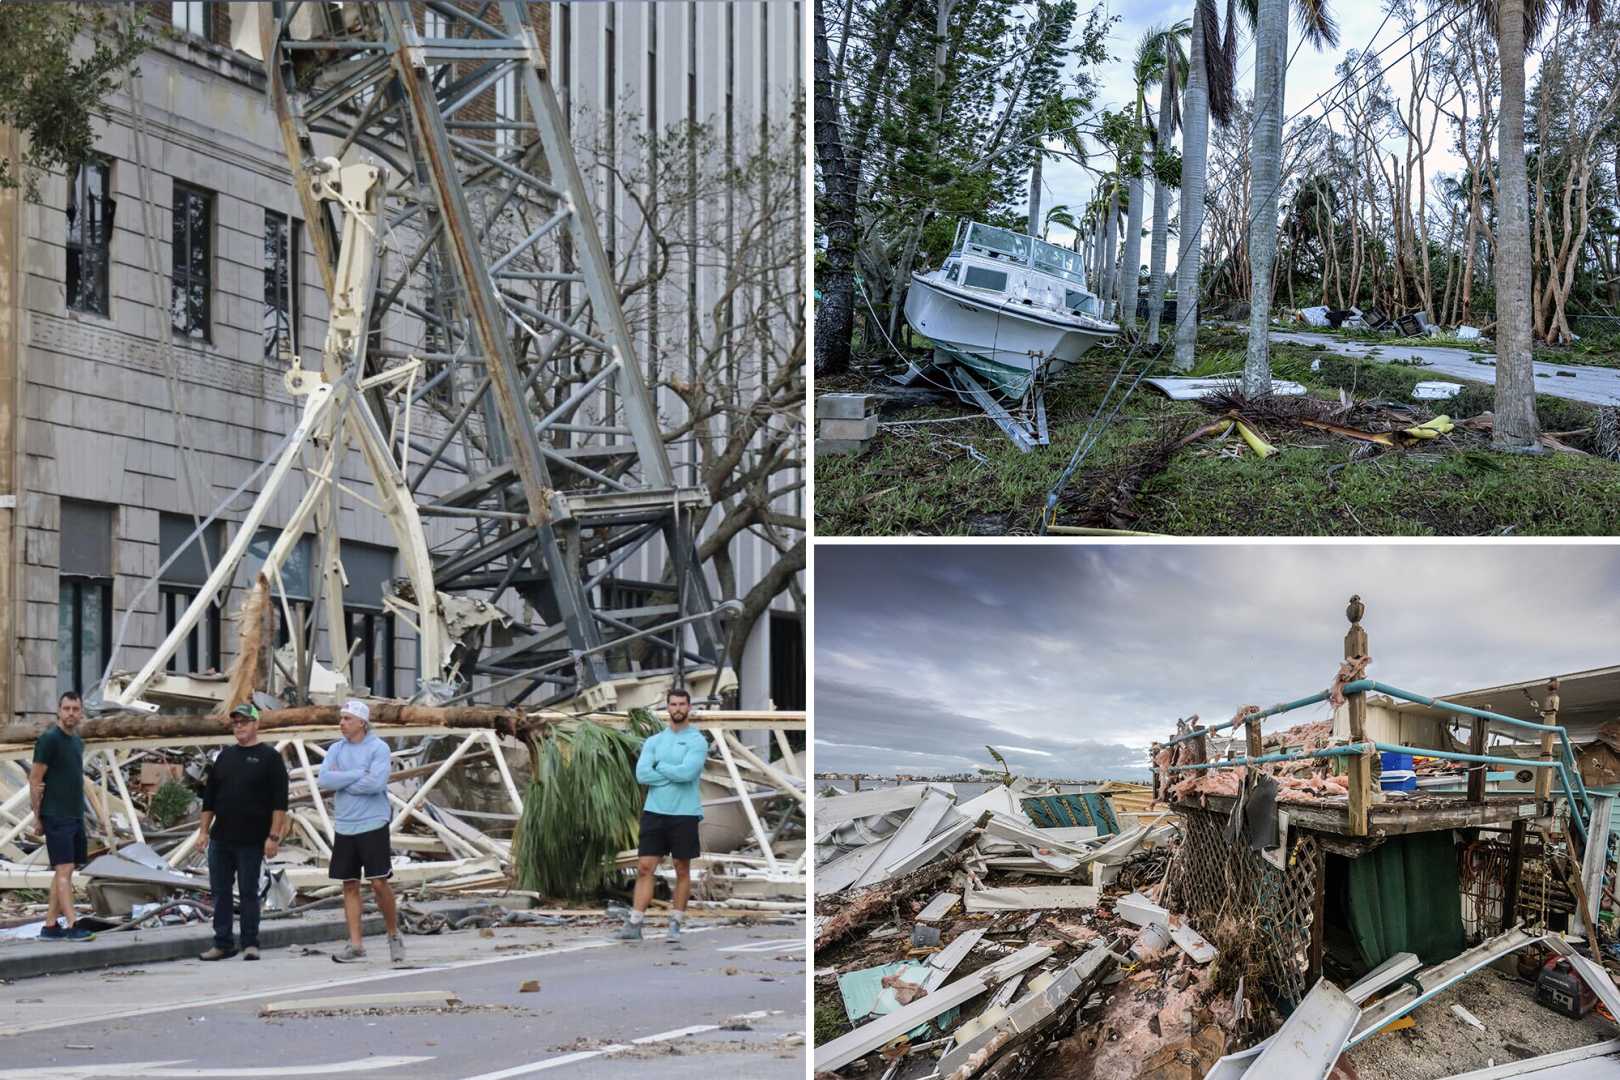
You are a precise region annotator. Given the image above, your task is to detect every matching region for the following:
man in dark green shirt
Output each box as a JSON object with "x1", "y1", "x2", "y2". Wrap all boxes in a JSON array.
[{"x1": 30, "y1": 692, "x2": 91, "y2": 941}]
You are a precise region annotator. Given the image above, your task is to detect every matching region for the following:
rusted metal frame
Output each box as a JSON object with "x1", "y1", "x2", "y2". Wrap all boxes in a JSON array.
[
  {"x1": 432, "y1": 526, "x2": 537, "y2": 586},
  {"x1": 411, "y1": 373, "x2": 493, "y2": 491},
  {"x1": 581, "y1": 523, "x2": 661, "y2": 592},
  {"x1": 304, "y1": 53, "x2": 396, "y2": 125},
  {"x1": 591, "y1": 608, "x2": 710, "y2": 669},
  {"x1": 495, "y1": 288, "x2": 611, "y2": 352},
  {"x1": 446, "y1": 134, "x2": 567, "y2": 200},
  {"x1": 488, "y1": 207, "x2": 571, "y2": 277},
  {"x1": 263, "y1": 3, "x2": 342, "y2": 295},
  {"x1": 539, "y1": 447, "x2": 634, "y2": 493}
]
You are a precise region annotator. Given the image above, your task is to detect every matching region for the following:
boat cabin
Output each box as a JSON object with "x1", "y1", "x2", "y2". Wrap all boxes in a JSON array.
[{"x1": 939, "y1": 221, "x2": 1107, "y2": 320}]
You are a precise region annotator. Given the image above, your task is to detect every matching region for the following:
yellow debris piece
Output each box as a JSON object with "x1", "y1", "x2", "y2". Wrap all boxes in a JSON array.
[{"x1": 1401, "y1": 415, "x2": 1453, "y2": 439}]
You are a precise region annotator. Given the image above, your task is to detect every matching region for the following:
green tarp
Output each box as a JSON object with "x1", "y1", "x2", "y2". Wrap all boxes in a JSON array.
[{"x1": 1346, "y1": 831, "x2": 1466, "y2": 968}]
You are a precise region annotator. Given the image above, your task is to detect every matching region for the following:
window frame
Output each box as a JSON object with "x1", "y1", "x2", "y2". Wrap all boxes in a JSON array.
[
  {"x1": 57, "y1": 576, "x2": 113, "y2": 697},
  {"x1": 345, "y1": 607, "x2": 396, "y2": 698},
  {"x1": 263, "y1": 209, "x2": 301, "y2": 363},
  {"x1": 170, "y1": 2, "x2": 212, "y2": 38},
  {"x1": 171, "y1": 181, "x2": 213, "y2": 343},
  {"x1": 161, "y1": 585, "x2": 223, "y2": 675},
  {"x1": 962, "y1": 265, "x2": 1009, "y2": 293},
  {"x1": 66, "y1": 158, "x2": 113, "y2": 317}
]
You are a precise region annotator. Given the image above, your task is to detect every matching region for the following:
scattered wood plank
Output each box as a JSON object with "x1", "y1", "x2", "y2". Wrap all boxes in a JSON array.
[
  {"x1": 963, "y1": 885, "x2": 1099, "y2": 912},
  {"x1": 915, "y1": 892, "x2": 959, "y2": 924},
  {"x1": 813, "y1": 943, "x2": 1054, "y2": 1074}
]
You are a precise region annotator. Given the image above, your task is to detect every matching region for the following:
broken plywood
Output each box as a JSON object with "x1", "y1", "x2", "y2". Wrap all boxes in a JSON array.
[{"x1": 964, "y1": 885, "x2": 1099, "y2": 912}]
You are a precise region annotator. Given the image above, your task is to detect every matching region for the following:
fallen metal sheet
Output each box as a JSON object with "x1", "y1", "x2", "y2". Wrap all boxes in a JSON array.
[
  {"x1": 936, "y1": 944, "x2": 1111, "y2": 1077},
  {"x1": 956, "y1": 784, "x2": 1033, "y2": 823},
  {"x1": 1169, "y1": 922, "x2": 1217, "y2": 964},
  {"x1": 1574, "y1": 795, "x2": 1614, "y2": 940},
  {"x1": 1543, "y1": 936, "x2": 1620, "y2": 1024},
  {"x1": 817, "y1": 784, "x2": 941, "y2": 831},
  {"x1": 1144, "y1": 376, "x2": 1308, "y2": 400},
  {"x1": 1115, "y1": 891, "x2": 1167, "y2": 928},
  {"x1": 964, "y1": 885, "x2": 1099, "y2": 912},
  {"x1": 1035, "y1": 825, "x2": 1099, "y2": 844},
  {"x1": 877, "y1": 813, "x2": 975, "y2": 881},
  {"x1": 916, "y1": 892, "x2": 960, "y2": 923},
  {"x1": 1413, "y1": 381, "x2": 1464, "y2": 400},
  {"x1": 837, "y1": 960, "x2": 933, "y2": 1023},
  {"x1": 1248, "y1": 978, "x2": 1359, "y2": 1080},
  {"x1": 1344, "y1": 952, "x2": 1421, "y2": 1003},
  {"x1": 982, "y1": 856, "x2": 1083, "y2": 877},
  {"x1": 813, "y1": 943, "x2": 1055, "y2": 1073},
  {"x1": 921, "y1": 928, "x2": 987, "y2": 992},
  {"x1": 80, "y1": 852, "x2": 207, "y2": 891},
  {"x1": 1440, "y1": 1039, "x2": 1620, "y2": 1079},
  {"x1": 981, "y1": 813, "x2": 1097, "y2": 858},
  {"x1": 1206, "y1": 952, "x2": 1426, "y2": 1078},
  {"x1": 850, "y1": 788, "x2": 959, "y2": 891},
  {"x1": 1350, "y1": 926, "x2": 1548, "y2": 1046},
  {"x1": 816, "y1": 839, "x2": 891, "y2": 896}
]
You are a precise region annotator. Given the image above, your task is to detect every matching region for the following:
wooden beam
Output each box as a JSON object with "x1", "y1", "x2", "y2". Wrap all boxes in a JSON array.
[
  {"x1": 1345, "y1": 596, "x2": 1372, "y2": 837},
  {"x1": 1468, "y1": 715, "x2": 1488, "y2": 803}
]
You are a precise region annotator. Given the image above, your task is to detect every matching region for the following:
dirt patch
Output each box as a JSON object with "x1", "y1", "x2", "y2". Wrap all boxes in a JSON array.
[
  {"x1": 1344, "y1": 968, "x2": 1614, "y2": 1080},
  {"x1": 265, "y1": 1003, "x2": 532, "y2": 1021}
]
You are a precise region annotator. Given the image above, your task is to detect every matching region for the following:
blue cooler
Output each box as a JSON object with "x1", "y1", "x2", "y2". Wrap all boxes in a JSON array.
[{"x1": 1380, "y1": 751, "x2": 1417, "y2": 791}]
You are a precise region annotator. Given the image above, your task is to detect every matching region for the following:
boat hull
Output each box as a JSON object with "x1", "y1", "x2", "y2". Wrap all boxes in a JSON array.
[{"x1": 903, "y1": 275, "x2": 1114, "y2": 397}]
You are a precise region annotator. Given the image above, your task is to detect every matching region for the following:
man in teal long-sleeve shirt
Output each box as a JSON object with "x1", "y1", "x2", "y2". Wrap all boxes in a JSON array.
[{"x1": 614, "y1": 688, "x2": 707, "y2": 943}]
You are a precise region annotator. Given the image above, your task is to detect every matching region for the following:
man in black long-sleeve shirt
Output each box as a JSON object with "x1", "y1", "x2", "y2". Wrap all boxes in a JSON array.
[{"x1": 197, "y1": 704, "x2": 289, "y2": 960}]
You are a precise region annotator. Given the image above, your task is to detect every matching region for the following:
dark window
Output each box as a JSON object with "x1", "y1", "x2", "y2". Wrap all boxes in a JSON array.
[
  {"x1": 342, "y1": 542, "x2": 396, "y2": 697},
  {"x1": 769, "y1": 611, "x2": 805, "y2": 711},
  {"x1": 245, "y1": 528, "x2": 312, "y2": 648},
  {"x1": 171, "y1": 2, "x2": 211, "y2": 37},
  {"x1": 263, "y1": 210, "x2": 300, "y2": 362},
  {"x1": 945, "y1": 262, "x2": 960, "y2": 283},
  {"x1": 57, "y1": 501, "x2": 114, "y2": 697},
  {"x1": 66, "y1": 160, "x2": 113, "y2": 316},
  {"x1": 171, "y1": 182, "x2": 212, "y2": 341},
  {"x1": 962, "y1": 266, "x2": 1008, "y2": 292},
  {"x1": 159, "y1": 514, "x2": 223, "y2": 675}
]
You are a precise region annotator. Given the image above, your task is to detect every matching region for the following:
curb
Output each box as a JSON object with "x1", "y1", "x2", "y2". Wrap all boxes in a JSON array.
[{"x1": 0, "y1": 900, "x2": 499, "y2": 980}]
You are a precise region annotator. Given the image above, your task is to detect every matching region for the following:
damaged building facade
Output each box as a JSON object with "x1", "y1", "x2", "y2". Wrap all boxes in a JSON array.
[{"x1": 0, "y1": 0, "x2": 804, "y2": 727}]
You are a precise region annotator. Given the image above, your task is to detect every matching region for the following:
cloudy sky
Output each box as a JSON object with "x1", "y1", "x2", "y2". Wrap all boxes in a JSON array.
[
  {"x1": 814, "y1": 544, "x2": 1620, "y2": 779},
  {"x1": 1038, "y1": 0, "x2": 1506, "y2": 257}
]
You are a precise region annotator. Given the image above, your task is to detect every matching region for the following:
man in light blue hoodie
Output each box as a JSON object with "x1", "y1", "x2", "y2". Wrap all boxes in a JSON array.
[
  {"x1": 317, "y1": 700, "x2": 404, "y2": 964},
  {"x1": 614, "y1": 687, "x2": 707, "y2": 943}
]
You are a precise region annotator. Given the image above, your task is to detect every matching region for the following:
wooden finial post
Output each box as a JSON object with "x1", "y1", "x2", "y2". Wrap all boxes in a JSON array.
[
  {"x1": 1535, "y1": 678, "x2": 1560, "y2": 806},
  {"x1": 1345, "y1": 595, "x2": 1372, "y2": 836}
]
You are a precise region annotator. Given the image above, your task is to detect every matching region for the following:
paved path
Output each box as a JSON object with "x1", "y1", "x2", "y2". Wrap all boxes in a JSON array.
[
  {"x1": 1270, "y1": 330, "x2": 1620, "y2": 406},
  {"x1": 0, "y1": 918, "x2": 806, "y2": 1080}
]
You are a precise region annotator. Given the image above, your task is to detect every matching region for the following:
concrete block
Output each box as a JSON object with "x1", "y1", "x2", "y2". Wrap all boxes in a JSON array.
[
  {"x1": 818, "y1": 416, "x2": 879, "y2": 441},
  {"x1": 815, "y1": 437, "x2": 869, "y2": 457},
  {"x1": 816, "y1": 393, "x2": 874, "y2": 420}
]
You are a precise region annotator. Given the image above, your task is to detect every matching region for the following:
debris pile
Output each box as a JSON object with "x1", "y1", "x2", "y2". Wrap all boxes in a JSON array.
[{"x1": 0, "y1": 708, "x2": 805, "y2": 938}]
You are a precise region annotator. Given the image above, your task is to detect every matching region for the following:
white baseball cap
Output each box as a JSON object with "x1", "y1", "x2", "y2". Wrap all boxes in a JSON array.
[{"x1": 341, "y1": 699, "x2": 371, "y2": 725}]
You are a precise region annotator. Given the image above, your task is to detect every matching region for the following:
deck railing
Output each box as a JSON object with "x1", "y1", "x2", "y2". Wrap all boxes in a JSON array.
[{"x1": 1156, "y1": 599, "x2": 1588, "y2": 842}]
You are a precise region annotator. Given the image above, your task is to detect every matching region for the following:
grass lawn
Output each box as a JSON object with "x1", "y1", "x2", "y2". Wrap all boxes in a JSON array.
[{"x1": 814, "y1": 329, "x2": 1620, "y2": 536}]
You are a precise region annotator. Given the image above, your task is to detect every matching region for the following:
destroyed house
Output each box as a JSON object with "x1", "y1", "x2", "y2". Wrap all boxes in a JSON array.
[
  {"x1": 0, "y1": 1, "x2": 805, "y2": 727},
  {"x1": 1155, "y1": 597, "x2": 1612, "y2": 1012}
]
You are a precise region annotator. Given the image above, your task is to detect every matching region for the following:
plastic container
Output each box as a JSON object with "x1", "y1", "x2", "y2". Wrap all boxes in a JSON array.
[{"x1": 1380, "y1": 751, "x2": 1417, "y2": 792}]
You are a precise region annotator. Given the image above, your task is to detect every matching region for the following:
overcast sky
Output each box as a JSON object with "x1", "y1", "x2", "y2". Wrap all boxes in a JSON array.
[
  {"x1": 813, "y1": 544, "x2": 1620, "y2": 779},
  {"x1": 1038, "y1": 0, "x2": 1502, "y2": 259}
]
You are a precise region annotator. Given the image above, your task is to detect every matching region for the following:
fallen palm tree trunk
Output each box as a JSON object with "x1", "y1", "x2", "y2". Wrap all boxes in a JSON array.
[{"x1": 0, "y1": 704, "x2": 541, "y2": 745}]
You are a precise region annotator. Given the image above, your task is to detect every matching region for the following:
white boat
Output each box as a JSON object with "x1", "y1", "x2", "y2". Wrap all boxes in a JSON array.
[{"x1": 903, "y1": 220, "x2": 1120, "y2": 399}]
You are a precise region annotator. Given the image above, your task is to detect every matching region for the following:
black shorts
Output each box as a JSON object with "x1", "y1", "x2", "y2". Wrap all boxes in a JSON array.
[
  {"x1": 41, "y1": 815, "x2": 87, "y2": 868},
  {"x1": 329, "y1": 825, "x2": 393, "y2": 881},
  {"x1": 638, "y1": 811, "x2": 701, "y2": 860}
]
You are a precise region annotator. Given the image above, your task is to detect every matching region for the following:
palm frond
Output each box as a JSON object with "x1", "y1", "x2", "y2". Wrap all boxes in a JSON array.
[
  {"x1": 1295, "y1": 0, "x2": 1341, "y2": 49},
  {"x1": 513, "y1": 712, "x2": 661, "y2": 899}
]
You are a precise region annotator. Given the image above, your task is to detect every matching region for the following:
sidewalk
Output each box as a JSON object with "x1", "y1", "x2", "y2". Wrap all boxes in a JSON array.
[
  {"x1": 1270, "y1": 329, "x2": 1620, "y2": 407},
  {"x1": 0, "y1": 899, "x2": 502, "y2": 980}
]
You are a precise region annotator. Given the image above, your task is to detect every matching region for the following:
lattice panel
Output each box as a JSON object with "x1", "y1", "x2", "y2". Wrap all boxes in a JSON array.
[{"x1": 1166, "y1": 808, "x2": 1321, "y2": 1007}]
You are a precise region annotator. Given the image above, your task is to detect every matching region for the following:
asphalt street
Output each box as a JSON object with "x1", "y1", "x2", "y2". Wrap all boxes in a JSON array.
[{"x1": 0, "y1": 917, "x2": 806, "y2": 1079}]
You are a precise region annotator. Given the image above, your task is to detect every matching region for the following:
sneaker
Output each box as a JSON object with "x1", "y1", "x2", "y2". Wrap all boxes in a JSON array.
[
  {"x1": 64, "y1": 927, "x2": 95, "y2": 942},
  {"x1": 39, "y1": 924, "x2": 64, "y2": 941},
  {"x1": 200, "y1": 945, "x2": 235, "y2": 960},
  {"x1": 388, "y1": 936, "x2": 405, "y2": 965},
  {"x1": 609, "y1": 921, "x2": 643, "y2": 942},
  {"x1": 242, "y1": 946, "x2": 260, "y2": 961},
  {"x1": 664, "y1": 920, "x2": 682, "y2": 944},
  {"x1": 331, "y1": 943, "x2": 367, "y2": 964}
]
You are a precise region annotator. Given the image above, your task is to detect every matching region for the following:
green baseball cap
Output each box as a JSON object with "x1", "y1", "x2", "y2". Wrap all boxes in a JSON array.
[{"x1": 229, "y1": 703, "x2": 260, "y2": 723}]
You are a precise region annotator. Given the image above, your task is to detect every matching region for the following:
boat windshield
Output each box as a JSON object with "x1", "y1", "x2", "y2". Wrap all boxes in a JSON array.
[
  {"x1": 957, "y1": 221, "x2": 1086, "y2": 288},
  {"x1": 1065, "y1": 289, "x2": 1103, "y2": 317}
]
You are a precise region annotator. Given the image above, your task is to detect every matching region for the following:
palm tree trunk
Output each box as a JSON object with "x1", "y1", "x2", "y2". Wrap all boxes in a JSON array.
[
  {"x1": 1242, "y1": 0, "x2": 1285, "y2": 396},
  {"x1": 1101, "y1": 186, "x2": 1120, "y2": 313},
  {"x1": 1029, "y1": 154, "x2": 1042, "y2": 237},
  {"x1": 1121, "y1": 172, "x2": 1145, "y2": 331},
  {"x1": 1146, "y1": 65, "x2": 1176, "y2": 344},
  {"x1": 1173, "y1": 6, "x2": 1210, "y2": 371},
  {"x1": 1492, "y1": 0, "x2": 1539, "y2": 450}
]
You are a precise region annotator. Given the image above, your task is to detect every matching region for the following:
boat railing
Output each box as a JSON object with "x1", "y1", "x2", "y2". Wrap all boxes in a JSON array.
[{"x1": 953, "y1": 221, "x2": 1089, "y2": 289}]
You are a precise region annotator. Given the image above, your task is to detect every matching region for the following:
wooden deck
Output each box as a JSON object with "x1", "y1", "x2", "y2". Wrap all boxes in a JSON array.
[{"x1": 1175, "y1": 791, "x2": 1540, "y2": 838}]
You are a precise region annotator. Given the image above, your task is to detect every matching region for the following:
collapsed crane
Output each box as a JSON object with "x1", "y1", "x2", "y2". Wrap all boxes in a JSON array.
[{"x1": 101, "y1": 1, "x2": 733, "y2": 715}]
